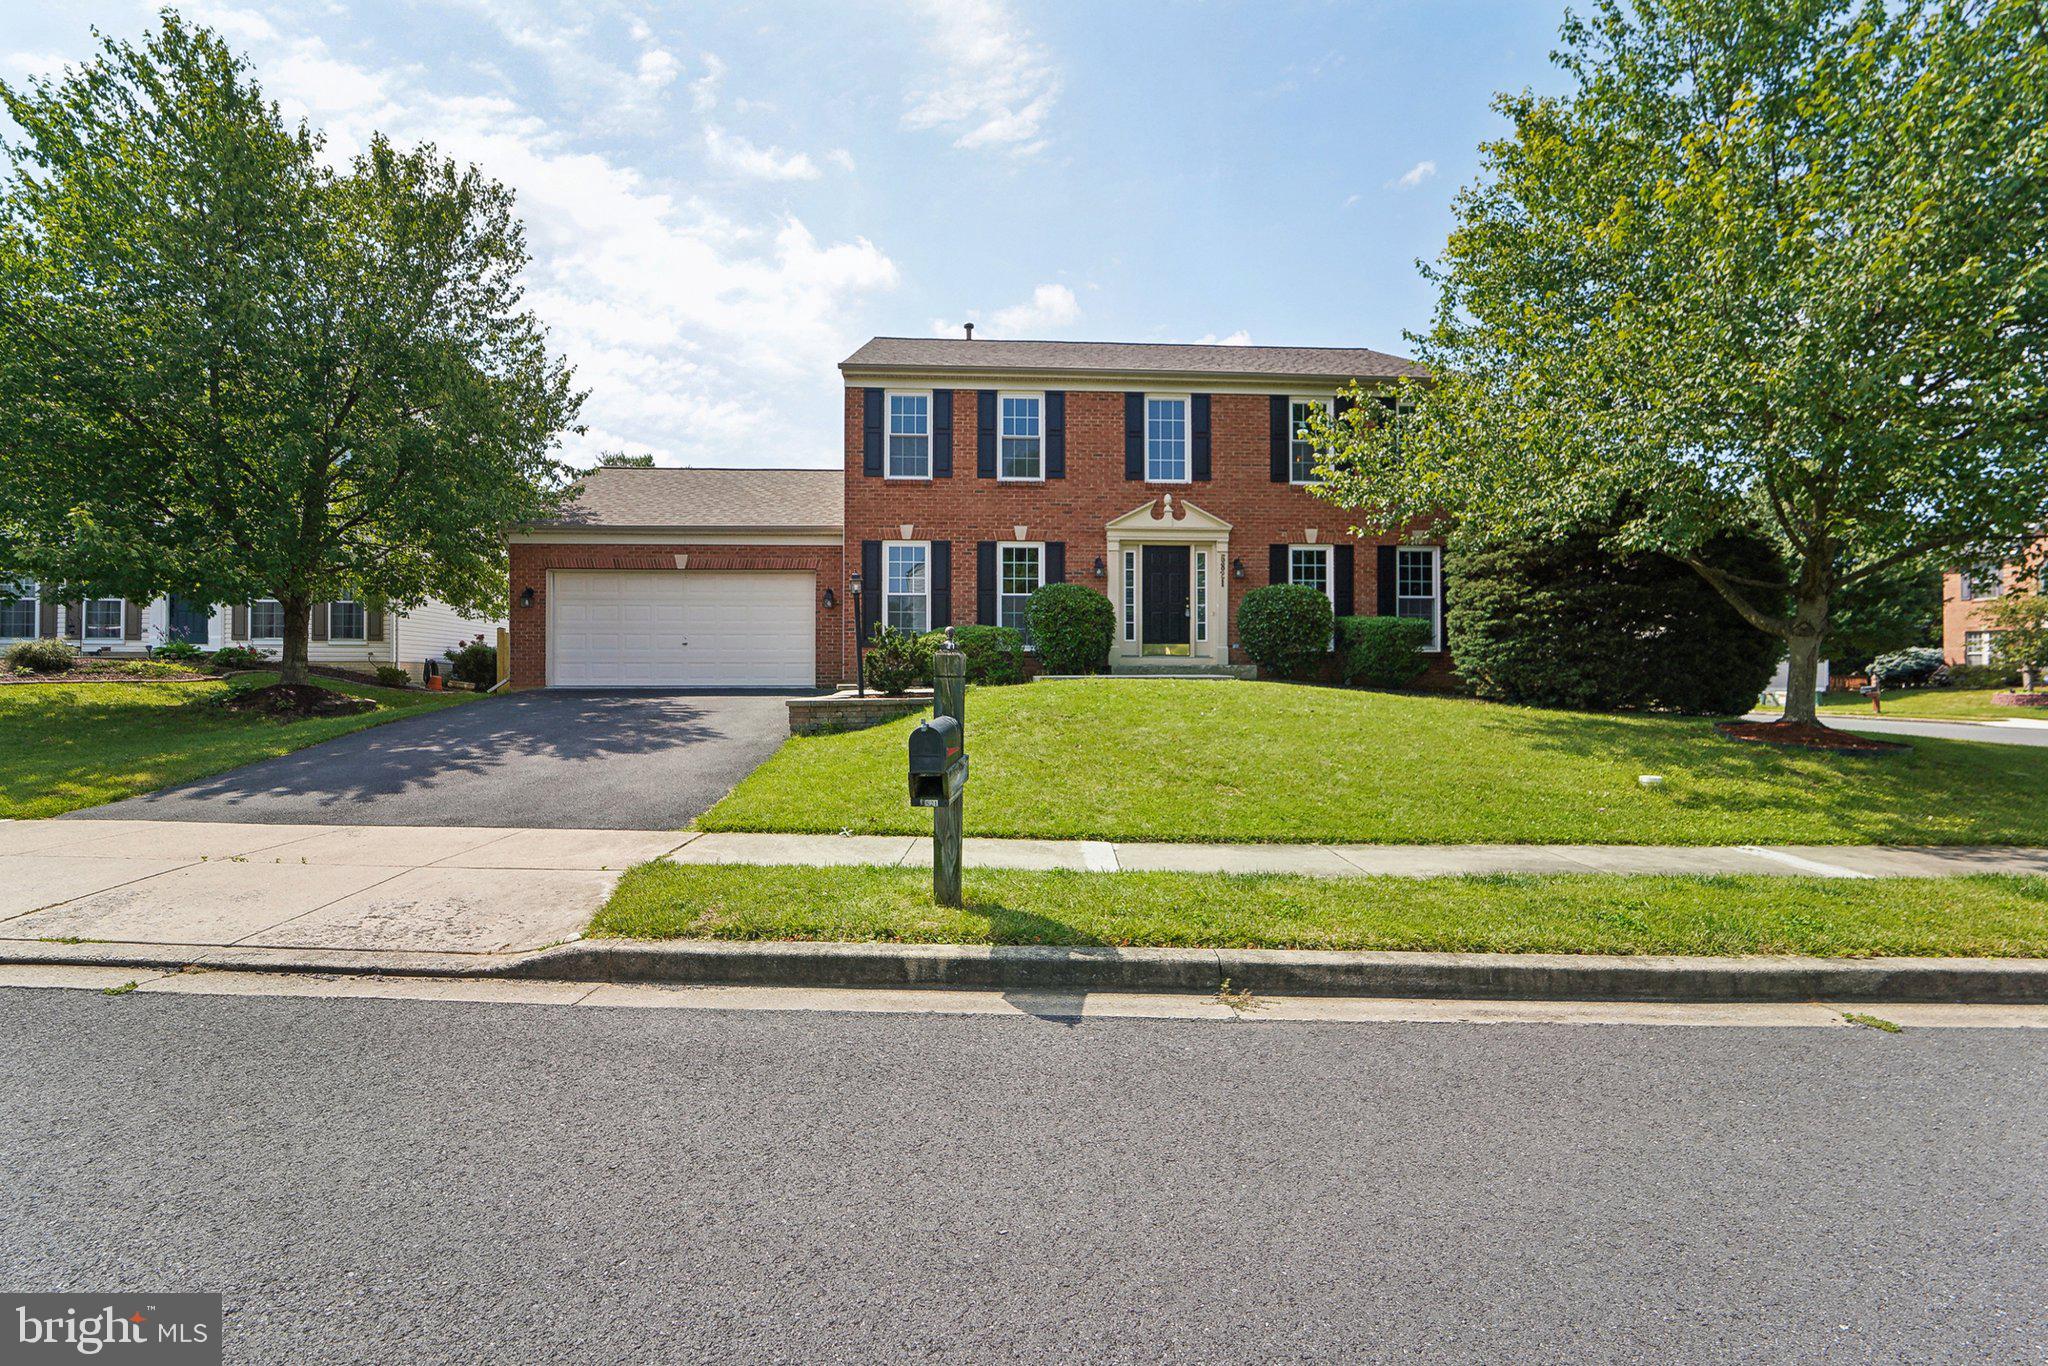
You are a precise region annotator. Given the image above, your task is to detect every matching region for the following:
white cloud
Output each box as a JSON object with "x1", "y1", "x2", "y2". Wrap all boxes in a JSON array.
[
  {"x1": 636, "y1": 48, "x2": 679, "y2": 89},
  {"x1": 690, "y1": 52, "x2": 724, "y2": 111},
  {"x1": 826, "y1": 147, "x2": 856, "y2": 172},
  {"x1": 1390, "y1": 160, "x2": 1437, "y2": 190},
  {"x1": 902, "y1": 0, "x2": 1059, "y2": 156},
  {"x1": 702, "y1": 126, "x2": 820, "y2": 181},
  {"x1": 1192, "y1": 331, "x2": 1253, "y2": 346},
  {"x1": 1342, "y1": 192, "x2": 1361, "y2": 209},
  {"x1": 988, "y1": 283, "x2": 1080, "y2": 334},
  {"x1": 1, "y1": 50, "x2": 71, "y2": 80}
]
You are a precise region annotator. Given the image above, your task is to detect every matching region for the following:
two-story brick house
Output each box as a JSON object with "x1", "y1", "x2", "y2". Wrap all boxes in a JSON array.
[
  {"x1": 840, "y1": 336, "x2": 1446, "y2": 676},
  {"x1": 1943, "y1": 539, "x2": 2045, "y2": 668}
]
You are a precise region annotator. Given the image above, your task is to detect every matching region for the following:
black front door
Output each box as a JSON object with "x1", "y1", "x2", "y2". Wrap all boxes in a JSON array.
[
  {"x1": 167, "y1": 597, "x2": 210, "y2": 643},
  {"x1": 1141, "y1": 545, "x2": 1191, "y2": 650}
]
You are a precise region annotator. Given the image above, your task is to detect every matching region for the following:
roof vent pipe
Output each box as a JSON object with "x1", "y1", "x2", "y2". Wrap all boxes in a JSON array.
[{"x1": 963, "y1": 322, "x2": 974, "y2": 340}]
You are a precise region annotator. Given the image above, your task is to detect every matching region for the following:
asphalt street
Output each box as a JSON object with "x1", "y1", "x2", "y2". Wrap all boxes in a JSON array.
[
  {"x1": 64, "y1": 690, "x2": 799, "y2": 828},
  {"x1": 4, "y1": 987, "x2": 2044, "y2": 1364}
]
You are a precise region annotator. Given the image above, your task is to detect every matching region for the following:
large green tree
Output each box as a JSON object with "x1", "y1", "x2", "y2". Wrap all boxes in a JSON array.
[
  {"x1": 0, "y1": 13, "x2": 581, "y2": 683},
  {"x1": 1312, "y1": 0, "x2": 2048, "y2": 726}
]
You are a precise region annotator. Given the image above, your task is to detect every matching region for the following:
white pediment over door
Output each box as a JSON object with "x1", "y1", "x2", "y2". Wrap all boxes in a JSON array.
[{"x1": 1105, "y1": 495, "x2": 1233, "y2": 538}]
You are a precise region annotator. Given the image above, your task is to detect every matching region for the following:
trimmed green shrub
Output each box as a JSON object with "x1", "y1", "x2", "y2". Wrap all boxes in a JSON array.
[
  {"x1": 4, "y1": 638, "x2": 77, "y2": 673},
  {"x1": 443, "y1": 639, "x2": 498, "y2": 689},
  {"x1": 1026, "y1": 583, "x2": 1115, "y2": 675},
  {"x1": 1238, "y1": 584, "x2": 1334, "y2": 679},
  {"x1": 1940, "y1": 662, "x2": 2018, "y2": 690},
  {"x1": 863, "y1": 623, "x2": 934, "y2": 694},
  {"x1": 152, "y1": 638, "x2": 205, "y2": 662},
  {"x1": 1338, "y1": 616, "x2": 1432, "y2": 688},
  {"x1": 374, "y1": 665, "x2": 411, "y2": 689},
  {"x1": 1868, "y1": 646, "x2": 1944, "y2": 688},
  {"x1": 207, "y1": 645, "x2": 270, "y2": 671},
  {"x1": 1448, "y1": 527, "x2": 1787, "y2": 714},
  {"x1": 920, "y1": 625, "x2": 1025, "y2": 685}
]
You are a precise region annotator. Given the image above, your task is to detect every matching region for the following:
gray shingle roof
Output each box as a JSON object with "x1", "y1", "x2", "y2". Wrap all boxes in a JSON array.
[
  {"x1": 841, "y1": 336, "x2": 1426, "y2": 381},
  {"x1": 530, "y1": 466, "x2": 841, "y2": 532}
]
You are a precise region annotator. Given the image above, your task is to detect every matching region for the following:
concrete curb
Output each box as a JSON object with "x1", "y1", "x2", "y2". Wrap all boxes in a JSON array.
[{"x1": 9, "y1": 936, "x2": 2048, "y2": 1003}]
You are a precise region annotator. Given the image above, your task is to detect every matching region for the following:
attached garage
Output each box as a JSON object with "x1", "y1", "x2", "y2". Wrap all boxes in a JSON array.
[
  {"x1": 507, "y1": 467, "x2": 845, "y2": 692},
  {"x1": 549, "y1": 570, "x2": 815, "y2": 688}
]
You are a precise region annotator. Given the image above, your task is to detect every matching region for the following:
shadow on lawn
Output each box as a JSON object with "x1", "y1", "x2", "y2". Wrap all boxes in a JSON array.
[{"x1": 964, "y1": 897, "x2": 1110, "y2": 1027}]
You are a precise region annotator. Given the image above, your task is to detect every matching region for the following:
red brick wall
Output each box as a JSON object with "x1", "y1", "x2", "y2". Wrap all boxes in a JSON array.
[
  {"x1": 1943, "y1": 545, "x2": 2044, "y2": 663},
  {"x1": 507, "y1": 541, "x2": 846, "y2": 689},
  {"x1": 843, "y1": 386, "x2": 1456, "y2": 683}
]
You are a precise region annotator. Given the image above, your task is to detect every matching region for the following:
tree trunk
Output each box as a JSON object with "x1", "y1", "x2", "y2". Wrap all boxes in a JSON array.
[
  {"x1": 277, "y1": 593, "x2": 311, "y2": 686},
  {"x1": 1780, "y1": 590, "x2": 1829, "y2": 726}
]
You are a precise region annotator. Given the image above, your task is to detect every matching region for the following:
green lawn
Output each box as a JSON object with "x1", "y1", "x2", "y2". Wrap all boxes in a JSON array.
[
  {"x1": 593, "y1": 863, "x2": 2048, "y2": 958},
  {"x1": 701, "y1": 680, "x2": 2048, "y2": 846},
  {"x1": 0, "y1": 672, "x2": 479, "y2": 818},
  {"x1": 1814, "y1": 688, "x2": 2048, "y2": 722}
]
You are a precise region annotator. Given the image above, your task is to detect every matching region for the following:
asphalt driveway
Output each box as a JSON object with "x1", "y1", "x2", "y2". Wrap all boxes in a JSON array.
[{"x1": 65, "y1": 691, "x2": 803, "y2": 830}]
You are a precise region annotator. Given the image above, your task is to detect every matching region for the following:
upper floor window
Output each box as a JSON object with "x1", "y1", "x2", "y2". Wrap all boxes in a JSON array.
[
  {"x1": 1961, "y1": 571, "x2": 2005, "y2": 601},
  {"x1": 1146, "y1": 396, "x2": 1188, "y2": 482},
  {"x1": 1290, "y1": 398, "x2": 1330, "y2": 484},
  {"x1": 83, "y1": 598, "x2": 124, "y2": 641},
  {"x1": 887, "y1": 392, "x2": 930, "y2": 479},
  {"x1": 0, "y1": 581, "x2": 36, "y2": 639},
  {"x1": 998, "y1": 543, "x2": 1043, "y2": 645},
  {"x1": 329, "y1": 599, "x2": 366, "y2": 642},
  {"x1": 1396, "y1": 547, "x2": 1441, "y2": 652},
  {"x1": 250, "y1": 598, "x2": 285, "y2": 641},
  {"x1": 1000, "y1": 394, "x2": 1042, "y2": 481},
  {"x1": 885, "y1": 542, "x2": 929, "y2": 633}
]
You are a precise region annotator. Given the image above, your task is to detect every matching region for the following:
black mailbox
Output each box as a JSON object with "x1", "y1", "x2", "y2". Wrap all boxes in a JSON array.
[{"x1": 908, "y1": 715, "x2": 968, "y2": 807}]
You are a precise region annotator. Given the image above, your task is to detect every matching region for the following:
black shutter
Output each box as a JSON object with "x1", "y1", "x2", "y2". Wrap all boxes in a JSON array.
[
  {"x1": 1334, "y1": 543, "x2": 1355, "y2": 618},
  {"x1": 1437, "y1": 548, "x2": 1448, "y2": 651},
  {"x1": 977, "y1": 390, "x2": 997, "y2": 478},
  {"x1": 861, "y1": 540, "x2": 882, "y2": 639},
  {"x1": 1335, "y1": 392, "x2": 1357, "y2": 431},
  {"x1": 1191, "y1": 393, "x2": 1211, "y2": 481},
  {"x1": 1269, "y1": 544, "x2": 1288, "y2": 585},
  {"x1": 862, "y1": 389, "x2": 883, "y2": 477},
  {"x1": 1269, "y1": 395, "x2": 1290, "y2": 482},
  {"x1": 932, "y1": 391, "x2": 953, "y2": 478},
  {"x1": 930, "y1": 541, "x2": 952, "y2": 628},
  {"x1": 1045, "y1": 542, "x2": 1065, "y2": 584},
  {"x1": 976, "y1": 542, "x2": 997, "y2": 624},
  {"x1": 1377, "y1": 545, "x2": 1397, "y2": 615},
  {"x1": 1124, "y1": 392, "x2": 1144, "y2": 479},
  {"x1": 1045, "y1": 391, "x2": 1066, "y2": 479}
]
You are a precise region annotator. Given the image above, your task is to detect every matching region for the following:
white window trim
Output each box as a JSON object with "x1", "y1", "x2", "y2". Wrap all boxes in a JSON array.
[
  {"x1": 1396, "y1": 545, "x2": 1443, "y2": 654},
  {"x1": 0, "y1": 581, "x2": 38, "y2": 641},
  {"x1": 250, "y1": 597, "x2": 286, "y2": 643},
  {"x1": 883, "y1": 540, "x2": 931, "y2": 634},
  {"x1": 329, "y1": 598, "x2": 367, "y2": 643},
  {"x1": 883, "y1": 389, "x2": 933, "y2": 482},
  {"x1": 997, "y1": 391, "x2": 1045, "y2": 483},
  {"x1": 1122, "y1": 550, "x2": 1137, "y2": 642},
  {"x1": 996, "y1": 540, "x2": 1045, "y2": 646},
  {"x1": 1964, "y1": 630, "x2": 2001, "y2": 666},
  {"x1": 1288, "y1": 396, "x2": 1332, "y2": 486},
  {"x1": 1195, "y1": 551, "x2": 1208, "y2": 643},
  {"x1": 1287, "y1": 544, "x2": 1335, "y2": 611},
  {"x1": 82, "y1": 597, "x2": 125, "y2": 642},
  {"x1": 1144, "y1": 393, "x2": 1192, "y2": 485}
]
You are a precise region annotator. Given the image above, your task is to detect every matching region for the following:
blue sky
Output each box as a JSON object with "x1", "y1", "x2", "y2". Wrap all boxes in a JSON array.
[{"x1": 2, "y1": 2, "x2": 1568, "y2": 468}]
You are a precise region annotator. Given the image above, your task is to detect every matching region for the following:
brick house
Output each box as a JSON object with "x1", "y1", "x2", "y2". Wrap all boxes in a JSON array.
[
  {"x1": 840, "y1": 336, "x2": 1447, "y2": 677},
  {"x1": 1943, "y1": 540, "x2": 2045, "y2": 667}
]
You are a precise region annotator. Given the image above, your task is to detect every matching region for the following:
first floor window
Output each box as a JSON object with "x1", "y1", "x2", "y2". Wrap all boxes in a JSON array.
[
  {"x1": 1123, "y1": 551, "x2": 1137, "y2": 641},
  {"x1": 1290, "y1": 398, "x2": 1329, "y2": 483},
  {"x1": 83, "y1": 598, "x2": 123, "y2": 641},
  {"x1": 1964, "y1": 630, "x2": 2002, "y2": 666},
  {"x1": 1289, "y1": 546, "x2": 1332, "y2": 602},
  {"x1": 0, "y1": 581, "x2": 36, "y2": 638},
  {"x1": 885, "y1": 543, "x2": 929, "y2": 633},
  {"x1": 998, "y1": 544, "x2": 1043, "y2": 644},
  {"x1": 1146, "y1": 397, "x2": 1188, "y2": 481},
  {"x1": 1000, "y1": 394, "x2": 1043, "y2": 480},
  {"x1": 1396, "y1": 547, "x2": 1441, "y2": 652},
  {"x1": 250, "y1": 598, "x2": 285, "y2": 640},
  {"x1": 887, "y1": 392, "x2": 931, "y2": 479},
  {"x1": 1195, "y1": 552, "x2": 1208, "y2": 643},
  {"x1": 329, "y1": 599, "x2": 366, "y2": 641}
]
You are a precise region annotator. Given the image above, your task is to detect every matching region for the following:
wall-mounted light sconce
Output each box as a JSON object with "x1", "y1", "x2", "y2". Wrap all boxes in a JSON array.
[
  {"x1": 1093, "y1": 557, "x2": 1106, "y2": 579},
  {"x1": 1231, "y1": 558, "x2": 1245, "y2": 581},
  {"x1": 518, "y1": 587, "x2": 535, "y2": 609},
  {"x1": 822, "y1": 587, "x2": 837, "y2": 610}
]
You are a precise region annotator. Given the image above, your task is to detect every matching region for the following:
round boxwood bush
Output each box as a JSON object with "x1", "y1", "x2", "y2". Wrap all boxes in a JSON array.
[
  {"x1": 1237, "y1": 584, "x2": 1334, "y2": 679},
  {"x1": 863, "y1": 624, "x2": 934, "y2": 694},
  {"x1": 1867, "y1": 646, "x2": 1945, "y2": 689},
  {"x1": 1026, "y1": 583, "x2": 1115, "y2": 675},
  {"x1": 919, "y1": 624, "x2": 1025, "y2": 685},
  {"x1": 4, "y1": 638, "x2": 77, "y2": 673},
  {"x1": 1337, "y1": 616, "x2": 1432, "y2": 688}
]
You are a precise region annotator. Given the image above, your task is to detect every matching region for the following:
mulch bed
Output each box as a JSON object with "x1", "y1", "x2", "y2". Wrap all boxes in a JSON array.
[
  {"x1": 1, "y1": 661, "x2": 211, "y2": 685},
  {"x1": 1716, "y1": 718, "x2": 1908, "y2": 754},
  {"x1": 1992, "y1": 692, "x2": 2048, "y2": 708},
  {"x1": 218, "y1": 682, "x2": 375, "y2": 719}
]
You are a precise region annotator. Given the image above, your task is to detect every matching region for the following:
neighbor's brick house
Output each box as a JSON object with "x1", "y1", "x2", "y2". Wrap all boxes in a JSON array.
[
  {"x1": 840, "y1": 337, "x2": 1449, "y2": 678},
  {"x1": 1943, "y1": 539, "x2": 2045, "y2": 668}
]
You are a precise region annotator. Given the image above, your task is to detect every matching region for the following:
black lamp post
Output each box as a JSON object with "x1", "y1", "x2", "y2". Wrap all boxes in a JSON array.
[{"x1": 849, "y1": 570, "x2": 866, "y2": 696}]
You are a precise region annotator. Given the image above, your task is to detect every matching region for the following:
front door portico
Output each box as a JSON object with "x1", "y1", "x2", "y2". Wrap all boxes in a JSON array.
[{"x1": 1105, "y1": 495, "x2": 1233, "y2": 666}]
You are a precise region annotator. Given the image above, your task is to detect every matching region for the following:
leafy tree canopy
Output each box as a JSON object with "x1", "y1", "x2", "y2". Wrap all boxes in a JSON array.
[
  {"x1": 0, "y1": 12, "x2": 582, "y2": 680},
  {"x1": 1310, "y1": 0, "x2": 2048, "y2": 724}
]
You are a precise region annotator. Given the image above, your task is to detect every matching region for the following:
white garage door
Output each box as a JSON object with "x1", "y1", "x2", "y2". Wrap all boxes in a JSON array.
[{"x1": 549, "y1": 570, "x2": 814, "y2": 688}]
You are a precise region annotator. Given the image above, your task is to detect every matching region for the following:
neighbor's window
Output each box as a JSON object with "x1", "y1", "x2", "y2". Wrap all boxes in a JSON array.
[
  {"x1": 329, "y1": 599, "x2": 367, "y2": 642},
  {"x1": 1290, "y1": 398, "x2": 1330, "y2": 483},
  {"x1": 1000, "y1": 394, "x2": 1043, "y2": 480},
  {"x1": 885, "y1": 542, "x2": 929, "y2": 633},
  {"x1": 1961, "y1": 571, "x2": 2006, "y2": 601},
  {"x1": 1396, "y1": 546, "x2": 1441, "y2": 652},
  {"x1": 1146, "y1": 397, "x2": 1188, "y2": 482},
  {"x1": 1123, "y1": 550, "x2": 1137, "y2": 641},
  {"x1": 998, "y1": 543, "x2": 1043, "y2": 645},
  {"x1": 83, "y1": 598, "x2": 124, "y2": 641},
  {"x1": 887, "y1": 392, "x2": 931, "y2": 479},
  {"x1": 250, "y1": 598, "x2": 285, "y2": 640},
  {"x1": 0, "y1": 580, "x2": 36, "y2": 639},
  {"x1": 1964, "y1": 630, "x2": 2001, "y2": 666}
]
